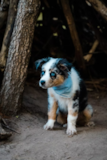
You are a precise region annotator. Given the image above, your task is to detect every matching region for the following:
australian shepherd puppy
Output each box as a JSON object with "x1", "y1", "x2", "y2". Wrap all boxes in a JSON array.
[{"x1": 35, "y1": 57, "x2": 93, "y2": 136}]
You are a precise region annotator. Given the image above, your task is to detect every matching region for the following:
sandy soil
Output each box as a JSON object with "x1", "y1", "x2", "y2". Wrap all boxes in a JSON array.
[{"x1": 0, "y1": 84, "x2": 107, "y2": 160}]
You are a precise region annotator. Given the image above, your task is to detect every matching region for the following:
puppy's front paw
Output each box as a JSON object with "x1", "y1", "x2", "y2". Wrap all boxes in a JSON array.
[
  {"x1": 43, "y1": 119, "x2": 55, "y2": 130},
  {"x1": 66, "y1": 126, "x2": 77, "y2": 136}
]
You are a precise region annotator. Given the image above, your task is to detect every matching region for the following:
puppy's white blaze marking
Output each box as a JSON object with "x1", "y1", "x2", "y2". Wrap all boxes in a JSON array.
[
  {"x1": 44, "y1": 119, "x2": 55, "y2": 130},
  {"x1": 42, "y1": 58, "x2": 56, "y2": 71},
  {"x1": 40, "y1": 70, "x2": 50, "y2": 82},
  {"x1": 40, "y1": 58, "x2": 57, "y2": 88},
  {"x1": 66, "y1": 114, "x2": 77, "y2": 135}
]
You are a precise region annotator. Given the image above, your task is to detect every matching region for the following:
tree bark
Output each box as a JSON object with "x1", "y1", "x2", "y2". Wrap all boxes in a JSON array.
[
  {"x1": 0, "y1": 0, "x2": 19, "y2": 69},
  {"x1": 87, "y1": 0, "x2": 107, "y2": 21},
  {"x1": 0, "y1": 0, "x2": 41, "y2": 116},
  {"x1": 60, "y1": 0, "x2": 85, "y2": 71}
]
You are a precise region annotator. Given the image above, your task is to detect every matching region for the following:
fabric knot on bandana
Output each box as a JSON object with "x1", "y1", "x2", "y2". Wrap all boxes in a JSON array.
[{"x1": 53, "y1": 74, "x2": 72, "y2": 98}]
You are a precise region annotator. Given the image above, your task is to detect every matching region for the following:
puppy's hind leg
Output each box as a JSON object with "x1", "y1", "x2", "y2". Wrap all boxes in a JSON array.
[
  {"x1": 77, "y1": 104, "x2": 95, "y2": 127},
  {"x1": 84, "y1": 104, "x2": 95, "y2": 127}
]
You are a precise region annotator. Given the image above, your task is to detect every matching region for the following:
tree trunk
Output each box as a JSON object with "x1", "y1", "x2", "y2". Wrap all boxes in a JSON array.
[
  {"x1": 60, "y1": 0, "x2": 85, "y2": 71},
  {"x1": 0, "y1": 0, "x2": 41, "y2": 116}
]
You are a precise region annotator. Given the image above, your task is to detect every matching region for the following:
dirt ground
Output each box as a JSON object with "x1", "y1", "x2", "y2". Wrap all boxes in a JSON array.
[{"x1": 0, "y1": 83, "x2": 107, "y2": 160}]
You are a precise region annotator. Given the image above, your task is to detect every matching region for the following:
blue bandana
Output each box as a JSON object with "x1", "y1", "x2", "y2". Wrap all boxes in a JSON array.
[{"x1": 53, "y1": 74, "x2": 72, "y2": 98}]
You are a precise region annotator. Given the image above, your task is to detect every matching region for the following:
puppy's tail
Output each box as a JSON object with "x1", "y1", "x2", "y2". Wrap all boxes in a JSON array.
[{"x1": 84, "y1": 104, "x2": 93, "y2": 117}]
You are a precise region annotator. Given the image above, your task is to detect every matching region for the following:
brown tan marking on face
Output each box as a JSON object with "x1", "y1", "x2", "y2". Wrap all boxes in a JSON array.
[
  {"x1": 48, "y1": 101, "x2": 58, "y2": 120},
  {"x1": 50, "y1": 75, "x2": 64, "y2": 86}
]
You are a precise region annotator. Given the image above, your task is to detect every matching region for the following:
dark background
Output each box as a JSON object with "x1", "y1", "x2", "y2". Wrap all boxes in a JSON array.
[{"x1": 0, "y1": 0, "x2": 107, "y2": 88}]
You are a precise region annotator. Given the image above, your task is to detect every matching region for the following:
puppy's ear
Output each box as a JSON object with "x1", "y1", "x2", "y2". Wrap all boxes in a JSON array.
[
  {"x1": 35, "y1": 57, "x2": 51, "y2": 70},
  {"x1": 57, "y1": 58, "x2": 72, "y2": 72}
]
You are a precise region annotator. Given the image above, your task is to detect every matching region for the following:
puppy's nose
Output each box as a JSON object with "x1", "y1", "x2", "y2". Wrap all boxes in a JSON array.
[{"x1": 41, "y1": 80, "x2": 45, "y2": 86}]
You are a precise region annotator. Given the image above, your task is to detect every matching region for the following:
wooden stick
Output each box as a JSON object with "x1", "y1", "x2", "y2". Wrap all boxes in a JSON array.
[
  {"x1": 86, "y1": 0, "x2": 107, "y2": 21},
  {"x1": 85, "y1": 78, "x2": 107, "y2": 84},
  {"x1": 43, "y1": 0, "x2": 50, "y2": 8},
  {"x1": 84, "y1": 40, "x2": 99, "y2": 62},
  {"x1": 60, "y1": 0, "x2": 85, "y2": 71}
]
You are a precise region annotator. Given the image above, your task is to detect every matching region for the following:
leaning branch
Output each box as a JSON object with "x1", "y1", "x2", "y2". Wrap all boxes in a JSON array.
[
  {"x1": 61, "y1": 0, "x2": 85, "y2": 71},
  {"x1": 84, "y1": 40, "x2": 99, "y2": 62},
  {"x1": 87, "y1": 0, "x2": 107, "y2": 21}
]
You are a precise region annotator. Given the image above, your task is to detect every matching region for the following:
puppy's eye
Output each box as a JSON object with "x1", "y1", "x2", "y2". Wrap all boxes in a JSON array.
[
  {"x1": 50, "y1": 72, "x2": 56, "y2": 78},
  {"x1": 41, "y1": 71, "x2": 45, "y2": 76}
]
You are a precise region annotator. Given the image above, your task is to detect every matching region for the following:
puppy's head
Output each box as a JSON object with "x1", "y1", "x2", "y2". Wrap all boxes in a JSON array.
[{"x1": 35, "y1": 57, "x2": 72, "y2": 89}]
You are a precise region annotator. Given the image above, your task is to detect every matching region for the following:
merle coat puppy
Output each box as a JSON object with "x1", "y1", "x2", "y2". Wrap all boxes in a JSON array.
[{"x1": 35, "y1": 57, "x2": 93, "y2": 136}]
